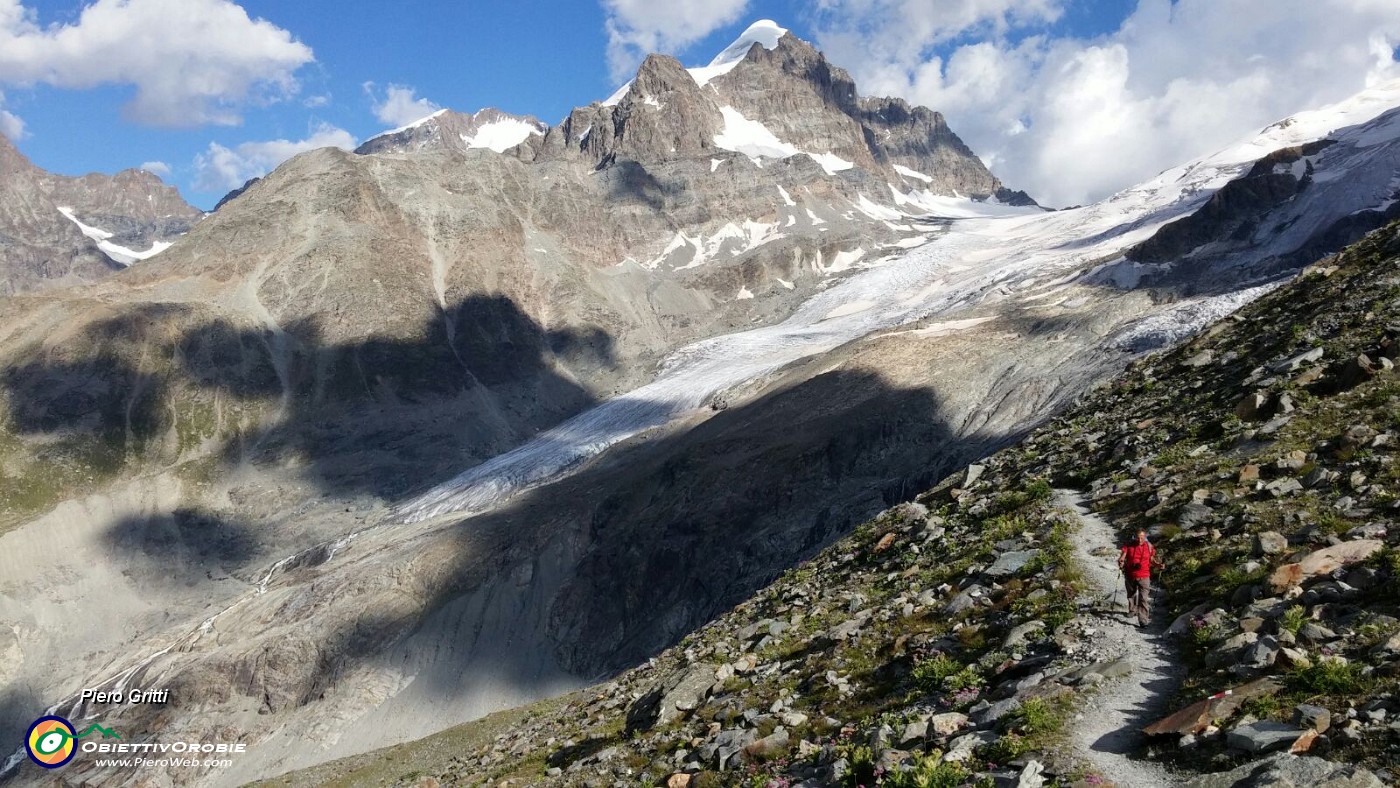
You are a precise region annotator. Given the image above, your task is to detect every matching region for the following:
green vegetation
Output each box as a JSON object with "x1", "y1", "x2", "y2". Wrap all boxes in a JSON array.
[
  {"x1": 881, "y1": 753, "x2": 978, "y2": 788},
  {"x1": 1287, "y1": 660, "x2": 1373, "y2": 697}
]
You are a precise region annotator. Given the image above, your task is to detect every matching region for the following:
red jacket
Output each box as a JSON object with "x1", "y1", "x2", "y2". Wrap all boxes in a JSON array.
[{"x1": 1120, "y1": 543, "x2": 1155, "y2": 579}]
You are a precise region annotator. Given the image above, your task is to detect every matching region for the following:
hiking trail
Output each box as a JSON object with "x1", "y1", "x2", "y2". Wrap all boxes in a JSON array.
[{"x1": 1055, "y1": 489, "x2": 1184, "y2": 787}]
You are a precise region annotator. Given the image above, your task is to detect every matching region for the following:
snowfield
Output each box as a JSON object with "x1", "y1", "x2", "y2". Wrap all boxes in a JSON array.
[{"x1": 57, "y1": 206, "x2": 173, "y2": 265}]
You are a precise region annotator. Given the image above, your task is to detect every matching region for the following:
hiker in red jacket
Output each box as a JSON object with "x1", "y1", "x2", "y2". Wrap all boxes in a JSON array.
[{"x1": 1118, "y1": 529, "x2": 1162, "y2": 627}]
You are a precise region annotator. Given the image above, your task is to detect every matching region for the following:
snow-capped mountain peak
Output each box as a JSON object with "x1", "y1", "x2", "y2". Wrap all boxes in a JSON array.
[
  {"x1": 603, "y1": 19, "x2": 790, "y2": 105},
  {"x1": 355, "y1": 107, "x2": 547, "y2": 156}
]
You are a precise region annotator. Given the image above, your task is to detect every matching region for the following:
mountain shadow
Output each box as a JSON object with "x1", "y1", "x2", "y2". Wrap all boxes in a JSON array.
[
  {"x1": 1, "y1": 293, "x2": 614, "y2": 502},
  {"x1": 291, "y1": 364, "x2": 1018, "y2": 718}
]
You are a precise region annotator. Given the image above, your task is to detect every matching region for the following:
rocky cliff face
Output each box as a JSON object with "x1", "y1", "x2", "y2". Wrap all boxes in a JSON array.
[
  {"x1": 511, "y1": 22, "x2": 1018, "y2": 202},
  {"x1": 0, "y1": 135, "x2": 200, "y2": 294}
]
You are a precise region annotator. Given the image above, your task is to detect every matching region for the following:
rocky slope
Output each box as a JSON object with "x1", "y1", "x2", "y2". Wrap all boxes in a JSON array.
[
  {"x1": 3, "y1": 26, "x2": 1400, "y2": 788},
  {"x1": 0, "y1": 134, "x2": 200, "y2": 294},
  {"x1": 262, "y1": 220, "x2": 1400, "y2": 788}
]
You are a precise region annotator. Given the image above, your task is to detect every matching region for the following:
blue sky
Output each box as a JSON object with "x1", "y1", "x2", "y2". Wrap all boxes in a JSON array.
[{"x1": 1, "y1": 0, "x2": 1397, "y2": 208}]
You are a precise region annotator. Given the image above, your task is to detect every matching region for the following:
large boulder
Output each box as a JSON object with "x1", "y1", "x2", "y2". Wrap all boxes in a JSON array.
[
  {"x1": 1268, "y1": 540, "x2": 1383, "y2": 592},
  {"x1": 625, "y1": 663, "x2": 717, "y2": 732},
  {"x1": 1227, "y1": 721, "x2": 1309, "y2": 754},
  {"x1": 1185, "y1": 752, "x2": 1384, "y2": 787}
]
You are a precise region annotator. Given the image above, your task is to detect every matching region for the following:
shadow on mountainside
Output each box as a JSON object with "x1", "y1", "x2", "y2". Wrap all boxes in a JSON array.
[
  {"x1": 1, "y1": 293, "x2": 614, "y2": 502},
  {"x1": 298, "y1": 365, "x2": 1011, "y2": 706},
  {"x1": 2, "y1": 290, "x2": 1045, "y2": 763}
]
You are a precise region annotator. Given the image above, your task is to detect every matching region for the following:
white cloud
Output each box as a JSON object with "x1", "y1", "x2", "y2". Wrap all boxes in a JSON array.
[
  {"x1": 812, "y1": 0, "x2": 1400, "y2": 207},
  {"x1": 0, "y1": 0, "x2": 313, "y2": 126},
  {"x1": 366, "y1": 83, "x2": 440, "y2": 128},
  {"x1": 139, "y1": 160, "x2": 170, "y2": 177},
  {"x1": 0, "y1": 90, "x2": 21, "y2": 140},
  {"x1": 303, "y1": 94, "x2": 330, "y2": 108},
  {"x1": 601, "y1": 0, "x2": 751, "y2": 82},
  {"x1": 194, "y1": 123, "x2": 355, "y2": 192}
]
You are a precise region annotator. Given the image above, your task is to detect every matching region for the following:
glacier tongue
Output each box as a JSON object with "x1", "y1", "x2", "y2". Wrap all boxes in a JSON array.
[{"x1": 397, "y1": 76, "x2": 1400, "y2": 525}]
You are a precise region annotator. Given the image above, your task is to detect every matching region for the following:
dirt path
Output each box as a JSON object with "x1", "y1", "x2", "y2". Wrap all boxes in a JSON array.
[{"x1": 1055, "y1": 490, "x2": 1183, "y2": 787}]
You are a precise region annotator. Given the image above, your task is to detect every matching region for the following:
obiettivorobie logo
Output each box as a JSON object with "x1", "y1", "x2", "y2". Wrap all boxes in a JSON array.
[
  {"x1": 18, "y1": 713, "x2": 248, "y2": 773},
  {"x1": 24, "y1": 716, "x2": 120, "y2": 769}
]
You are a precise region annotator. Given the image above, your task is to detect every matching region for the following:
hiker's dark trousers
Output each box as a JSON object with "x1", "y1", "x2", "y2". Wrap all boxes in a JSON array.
[{"x1": 1125, "y1": 575, "x2": 1151, "y2": 625}]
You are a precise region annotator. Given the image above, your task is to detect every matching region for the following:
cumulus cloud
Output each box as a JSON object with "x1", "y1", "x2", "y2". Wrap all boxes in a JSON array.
[
  {"x1": 601, "y1": 0, "x2": 751, "y2": 82},
  {"x1": 812, "y1": 0, "x2": 1400, "y2": 207},
  {"x1": 0, "y1": 0, "x2": 313, "y2": 126},
  {"x1": 0, "y1": 91, "x2": 22, "y2": 140},
  {"x1": 138, "y1": 160, "x2": 170, "y2": 177},
  {"x1": 366, "y1": 83, "x2": 440, "y2": 128},
  {"x1": 194, "y1": 123, "x2": 355, "y2": 192}
]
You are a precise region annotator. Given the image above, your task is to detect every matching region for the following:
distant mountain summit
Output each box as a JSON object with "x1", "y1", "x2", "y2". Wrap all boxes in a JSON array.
[
  {"x1": 0, "y1": 134, "x2": 199, "y2": 295},
  {"x1": 355, "y1": 107, "x2": 549, "y2": 156}
]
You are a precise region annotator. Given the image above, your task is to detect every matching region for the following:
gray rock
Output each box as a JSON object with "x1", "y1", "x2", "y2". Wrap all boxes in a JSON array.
[
  {"x1": 1016, "y1": 760, "x2": 1046, "y2": 788},
  {"x1": 942, "y1": 730, "x2": 998, "y2": 763},
  {"x1": 1240, "y1": 636, "x2": 1280, "y2": 670},
  {"x1": 985, "y1": 550, "x2": 1038, "y2": 578},
  {"x1": 970, "y1": 697, "x2": 1021, "y2": 727},
  {"x1": 1293, "y1": 704, "x2": 1331, "y2": 733},
  {"x1": 1179, "y1": 502, "x2": 1215, "y2": 527},
  {"x1": 626, "y1": 664, "x2": 717, "y2": 731},
  {"x1": 701, "y1": 728, "x2": 757, "y2": 771},
  {"x1": 1272, "y1": 347, "x2": 1326, "y2": 373},
  {"x1": 900, "y1": 720, "x2": 928, "y2": 745},
  {"x1": 1267, "y1": 479, "x2": 1305, "y2": 497},
  {"x1": 965, "y1": 464, "x2": 987, "y2": 487},
  {"x1": 1256, "y1": 531, "x2": 1289, "y2": 556},
  {"x1": 1185, "y1": 350, "x2": 1215, "y2": 368},
  {"x1": 1227, "y1": 720, "x2": 1308, "y2": 753},
  {"x1": 1002, "y1": 620, "x2": 1046, "y2": 648},
  {"x1": 945, "y1": 585, "x2": 988, "y2": 614},
  {"x1": 927, "y1": 711, "x2": 970, "y2": 736},
  {"x1": 1185, "y1": 752, "x2": 1384, "y2": 787}
]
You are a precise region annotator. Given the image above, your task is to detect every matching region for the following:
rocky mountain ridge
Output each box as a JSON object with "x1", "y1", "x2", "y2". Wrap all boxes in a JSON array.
[
  {"x1": 0, "y1": 134, "x2": 200, "y2": 294},
  {"x1": 356, "y1": 21, "x2": 1032, "y2": 206}
]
